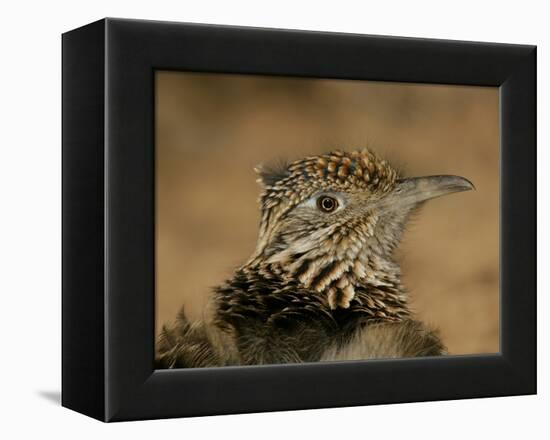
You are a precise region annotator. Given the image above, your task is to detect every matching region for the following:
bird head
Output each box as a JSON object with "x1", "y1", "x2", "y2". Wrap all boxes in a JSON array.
[{"x1": 248, "y1": 149, "x2": 473, "y2": 309}]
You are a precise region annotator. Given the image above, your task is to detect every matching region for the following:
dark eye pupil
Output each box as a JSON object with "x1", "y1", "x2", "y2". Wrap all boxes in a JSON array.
[
  {"x1": 322, "y1": 198, "x2": 333, "y2": 210},
  {"x1": 318, "y1": 196, "x2": 337, "y2": 212}
]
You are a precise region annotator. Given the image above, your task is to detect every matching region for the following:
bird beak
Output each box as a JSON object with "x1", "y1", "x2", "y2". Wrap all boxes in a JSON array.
[{"x1": 391, "y1": 175, "x2": 475, "y2": 207}]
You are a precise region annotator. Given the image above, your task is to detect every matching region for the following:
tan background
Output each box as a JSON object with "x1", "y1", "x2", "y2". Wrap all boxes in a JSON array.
[{"x1": 155, "y1": 71, "x2": 499, "y2": 355}]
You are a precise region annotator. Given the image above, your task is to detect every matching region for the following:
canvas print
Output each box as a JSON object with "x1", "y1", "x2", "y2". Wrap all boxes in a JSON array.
[{"x1": 154, "y1": 71, "x2": 499, "y2": 369}]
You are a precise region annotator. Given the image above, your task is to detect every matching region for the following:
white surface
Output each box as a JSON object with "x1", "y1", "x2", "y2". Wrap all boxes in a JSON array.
[{"x1": 0, "y1": 0, "x2": 547, "y2": 437}]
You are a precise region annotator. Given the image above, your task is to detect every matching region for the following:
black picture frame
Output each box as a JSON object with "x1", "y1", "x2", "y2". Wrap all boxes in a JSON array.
[{"x1": 62, "y1": 18, "x2": 536, "y2": 422}]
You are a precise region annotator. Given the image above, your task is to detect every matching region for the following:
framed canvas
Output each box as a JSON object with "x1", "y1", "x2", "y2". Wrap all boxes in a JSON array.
[{"x1": 62, "y1": 18, "x2": 536, "y2": 422}]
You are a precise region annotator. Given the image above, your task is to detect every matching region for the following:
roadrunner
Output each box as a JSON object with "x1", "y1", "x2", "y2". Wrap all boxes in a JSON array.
[{"x1": 156, "y1": 149, "x2": 473, "y2": 368}]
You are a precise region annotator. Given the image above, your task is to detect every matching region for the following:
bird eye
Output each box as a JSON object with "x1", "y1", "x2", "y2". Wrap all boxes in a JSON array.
[{"x1": 317, "y1": 195, "x2": 338, "y2": 213}]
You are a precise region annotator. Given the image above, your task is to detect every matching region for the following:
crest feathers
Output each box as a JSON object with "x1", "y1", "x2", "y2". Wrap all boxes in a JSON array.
[{"x1": 254, "y1": 160, "x2": 290, "y2": 187}]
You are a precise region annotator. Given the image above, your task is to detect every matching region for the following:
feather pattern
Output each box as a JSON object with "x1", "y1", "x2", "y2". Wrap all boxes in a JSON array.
[{"x1": 156, "y1": 149, "x2": 462, "y2": 368}]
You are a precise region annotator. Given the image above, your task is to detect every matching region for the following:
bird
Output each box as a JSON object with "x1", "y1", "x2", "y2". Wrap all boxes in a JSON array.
[{"x1": 156, "y1": 149, "x2": 474, "y2": 368}]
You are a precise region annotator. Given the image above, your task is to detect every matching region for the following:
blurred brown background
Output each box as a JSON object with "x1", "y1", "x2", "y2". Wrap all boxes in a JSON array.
[{"x1": 155, "y1": 71, "x2": 499, "y2": 355}]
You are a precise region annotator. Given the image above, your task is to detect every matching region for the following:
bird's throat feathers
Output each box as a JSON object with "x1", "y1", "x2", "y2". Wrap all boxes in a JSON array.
[
  {"x1": 212, "y1": 255, "x2": 410, "y2": 337},
  {"x1": 245, "y1": 240, "x2": 407, "y2": 312},
  {"x1": 245, "y1": 204, "x2": 408, "y2": 310}
]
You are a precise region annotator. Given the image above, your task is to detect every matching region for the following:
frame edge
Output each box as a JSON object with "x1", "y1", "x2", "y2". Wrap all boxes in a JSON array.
[{"x1": 62, "y1": 19, "x2": 107, "y2": 421}]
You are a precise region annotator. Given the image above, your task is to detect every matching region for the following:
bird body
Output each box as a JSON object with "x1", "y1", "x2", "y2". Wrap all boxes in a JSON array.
[{"x1": 156, "y1": 149, "x2": 472, "y2": 368}]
